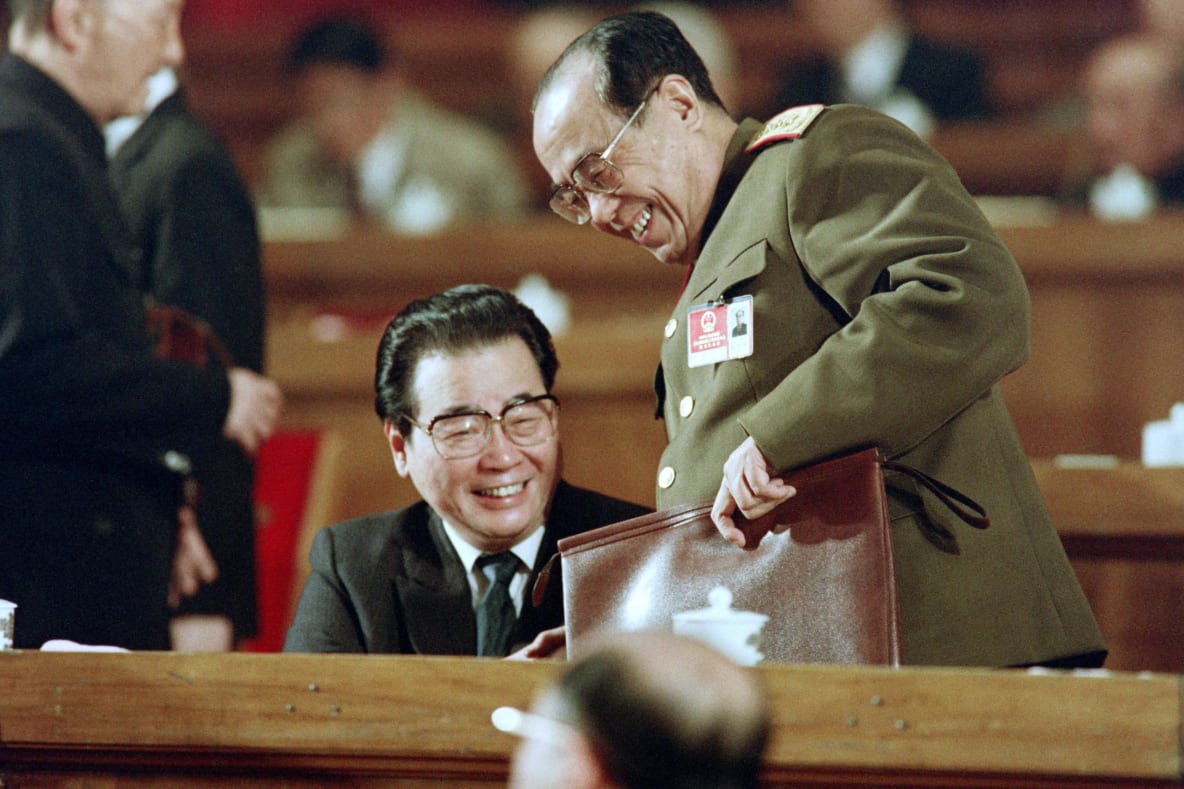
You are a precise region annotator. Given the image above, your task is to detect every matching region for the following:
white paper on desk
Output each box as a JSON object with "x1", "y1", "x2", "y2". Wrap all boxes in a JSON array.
[{"x1": 40, "y1": 639, "x2": 130, "y2": 653}]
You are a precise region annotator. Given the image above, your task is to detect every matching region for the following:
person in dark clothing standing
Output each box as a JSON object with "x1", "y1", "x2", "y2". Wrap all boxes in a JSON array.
[
  {"x1": 105, "y1": 66, "x2": 268, "y2": 651},
  {"x1": 0, "y1": 0, "x2": 282, "y2": 650}
]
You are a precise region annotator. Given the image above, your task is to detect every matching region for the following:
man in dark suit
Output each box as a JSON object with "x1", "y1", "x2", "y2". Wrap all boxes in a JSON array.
[
  {"x1": 283, "y1": 286, "x2": 648, "y2": 655},
  {"x1": 774, "y1": 0, "x2": 991, "y2": 137},
  {"x1": 106, "y1": 67, "x2": 267, "y2": 651},
  {"x1": 0, "y1": 0, "x2": 282, "y2": 650}
]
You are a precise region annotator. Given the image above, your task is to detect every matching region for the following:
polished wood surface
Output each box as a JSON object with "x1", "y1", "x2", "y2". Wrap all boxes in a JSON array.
[
  {"x1": 0, "y1": 651, "x2": 1179, "y2": 787},
  {"x1": 997, "y1": 211, "x2": 1184, "y2": 460},
  {"x1": 1031, "y1": 461, "x2": 1184, "y2": 673}
]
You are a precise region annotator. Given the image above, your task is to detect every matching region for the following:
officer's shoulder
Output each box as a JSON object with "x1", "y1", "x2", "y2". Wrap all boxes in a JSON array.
[{"x1": 744, "y1": 104, "x2": 826, "y2": 154}]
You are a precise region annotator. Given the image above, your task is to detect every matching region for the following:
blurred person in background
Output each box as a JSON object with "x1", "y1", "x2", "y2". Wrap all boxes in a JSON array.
[
  {"x1": 0, "y1": 0, "x2": 281, "y2": 650},
  {"x1": 1061, "y1": 33, "x2": 1184, "y2": 220},
  {"x1": 256, "y1": 15, "x2": 530, "y2": 235},
  {"x1": 774, "y1": 0, "x2": 991, "y2": 139},
  {"x1": 105, "y1": 66, "x2": 268, "y2": 651}
]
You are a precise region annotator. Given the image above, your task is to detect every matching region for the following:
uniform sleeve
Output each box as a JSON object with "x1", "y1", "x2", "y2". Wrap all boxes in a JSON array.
[{"x1": 741, "y1": 108, "x2": 1029, "y2": 468}]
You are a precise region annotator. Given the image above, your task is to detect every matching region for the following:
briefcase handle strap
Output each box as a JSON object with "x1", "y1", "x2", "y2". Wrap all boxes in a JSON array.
[{"x1": 881, "y1": 460, "x2": 990, "y2": 530}]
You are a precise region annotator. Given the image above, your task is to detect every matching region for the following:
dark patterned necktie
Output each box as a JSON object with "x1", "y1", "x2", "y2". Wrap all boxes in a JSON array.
[{"x1": 476, "y1": 552, "x2": 520, "y2": 657}]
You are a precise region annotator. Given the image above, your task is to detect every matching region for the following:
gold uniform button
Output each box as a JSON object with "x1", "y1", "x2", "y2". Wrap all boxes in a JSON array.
[
  {"x1": 664, "y1": 318, "x2": 678, "y2": 338},
  {"x1": 678, "y1": 396, "x2": 694, "y2": 418},
  {"x1": 658, "y1": 466, "x2": 676, "y2": 489}
]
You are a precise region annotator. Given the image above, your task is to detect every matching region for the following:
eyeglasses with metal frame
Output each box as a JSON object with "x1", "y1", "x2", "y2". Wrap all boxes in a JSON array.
[
  {"x1": 404, "y1": 394, "x2": 560, "y2": 460},
  {"x1": 548, "y1": 93, "x2": 652, "y2": 226}
]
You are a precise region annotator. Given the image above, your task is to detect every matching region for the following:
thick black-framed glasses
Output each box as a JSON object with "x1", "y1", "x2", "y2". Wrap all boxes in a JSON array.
[
  {"x1": 548, "y1": 92, "x2": 652, "y2": 226},
  {"x1": 405, "y1": 394, "x2": 560, "y2": 460}
]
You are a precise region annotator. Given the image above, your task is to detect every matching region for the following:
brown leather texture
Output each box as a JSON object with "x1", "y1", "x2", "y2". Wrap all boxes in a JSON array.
[{"x1": 557, "y1": 447, "x2": 903, "y2": 666}]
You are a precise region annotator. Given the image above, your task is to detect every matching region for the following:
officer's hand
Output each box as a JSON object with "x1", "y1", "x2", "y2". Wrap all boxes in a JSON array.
[{"x1": 711, "y1": 436, "x2": 796, "y2": 548}]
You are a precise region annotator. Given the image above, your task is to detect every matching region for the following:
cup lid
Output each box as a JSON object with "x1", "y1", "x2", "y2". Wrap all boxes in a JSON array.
[{"x1": 672, "y1": 586, "x2": 767, "y2": 625}]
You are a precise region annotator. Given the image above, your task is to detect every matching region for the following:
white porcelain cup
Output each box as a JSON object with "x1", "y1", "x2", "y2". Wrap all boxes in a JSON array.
[
  {"x1": 672, "y1": 587, "x2": 767, "y2": 666},
  {"x1": 0, "y1": 599, "x2": 17, "y2": 650}
]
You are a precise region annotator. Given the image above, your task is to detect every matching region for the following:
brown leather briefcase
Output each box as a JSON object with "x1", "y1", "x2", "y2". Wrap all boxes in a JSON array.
[{"x1": 546, "y1": 447, "x2": 988, "y2": 666}]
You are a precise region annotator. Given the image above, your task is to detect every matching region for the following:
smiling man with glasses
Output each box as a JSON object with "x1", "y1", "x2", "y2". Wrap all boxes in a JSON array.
[
  {"x1": 530, "y1": 12, "x2": 1105, "y2": 669},
  {"x1": 283, "y1": 285, "x2": 647, "y2": 656}
]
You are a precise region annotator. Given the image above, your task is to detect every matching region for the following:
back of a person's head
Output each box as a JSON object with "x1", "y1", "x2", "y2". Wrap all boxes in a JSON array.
[
  {"x1": 556, "y1": 632, "x2": 769, "y2": 789},
  {"x1": 287, "y1": 15, "x2": 389, "y2": 76}
]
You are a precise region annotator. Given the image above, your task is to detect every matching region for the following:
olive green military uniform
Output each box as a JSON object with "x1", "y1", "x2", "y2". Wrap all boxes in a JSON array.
[{"x1": 656, "y1": 104, "x2": 1105, "y2": 667}]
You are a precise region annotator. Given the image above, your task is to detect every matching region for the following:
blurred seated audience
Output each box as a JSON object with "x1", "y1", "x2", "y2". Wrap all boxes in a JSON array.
[
  {"x1": 503, "y1": 5, "x2": 603, "y2": 209},
  {"x1": 1060, "y1": 33, "x2": 1184, "y2": 220},
  {"x1": 494, "y1": 630, "x2": 770, "y2": 789},
  {"x1": 255, "y1": 16, "x2": 530, "y2": 235},
  {"x1": 507, "y1": 5, "x2": 602, "y2": 124},
  {"x1": 283, "y1": 285, "x2": 648, "y2": 655},
  {"x1": 774, "y1": 0, "x2": 992, "y2": 138}
]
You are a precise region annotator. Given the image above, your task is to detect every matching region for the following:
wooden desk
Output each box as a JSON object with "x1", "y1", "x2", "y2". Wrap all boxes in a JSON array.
[
  {"x1": 261, "y1": 217, "x2": 678, "y2": 317},
  {"x1": 1, "y1": 652, "x2": 1180, "y2": 787},
  {"x1": 1032, "y1": 461, "x2": 1184, "y2": 673},
  {"x1": 997, "y1": 211, "x2": 1184, "y2": 459}
]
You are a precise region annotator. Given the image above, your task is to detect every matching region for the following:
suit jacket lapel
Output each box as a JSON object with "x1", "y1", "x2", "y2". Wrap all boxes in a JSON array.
[{"x1": 395, "y1": 508, "x2": 477, "y2": 654}]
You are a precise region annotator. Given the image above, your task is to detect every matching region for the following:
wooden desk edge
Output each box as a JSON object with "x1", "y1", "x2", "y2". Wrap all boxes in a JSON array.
[{"x1": 0, "y1": 653, "x2": 1179, "y2": 785}]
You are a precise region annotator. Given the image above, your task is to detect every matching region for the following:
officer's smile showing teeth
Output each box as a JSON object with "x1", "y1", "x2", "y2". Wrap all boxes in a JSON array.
[{"x1": 631, "y1": 205, "x2": 652, "y2": 240}]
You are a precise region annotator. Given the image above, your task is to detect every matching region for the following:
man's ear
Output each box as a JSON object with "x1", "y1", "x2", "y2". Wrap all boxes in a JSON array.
[
  {"x1": 49, "y1": 0, "x2": 96, "y2": 52},
  {"x1": 383, "y1": 420, "x2": 411, "y2": 478},
  {"x1": 656, "y1": 74, "x2": 703, "y2": 130}
]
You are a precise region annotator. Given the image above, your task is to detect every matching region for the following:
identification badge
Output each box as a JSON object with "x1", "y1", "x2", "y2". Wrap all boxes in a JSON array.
[{"x1": 687, "y1": 295, "x2": 753, "y2": 368}]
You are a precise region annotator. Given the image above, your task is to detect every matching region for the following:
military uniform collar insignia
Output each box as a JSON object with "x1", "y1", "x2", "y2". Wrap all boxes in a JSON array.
[{"x1": 745, "y1": 104, "x2": 826, "y2": 153}]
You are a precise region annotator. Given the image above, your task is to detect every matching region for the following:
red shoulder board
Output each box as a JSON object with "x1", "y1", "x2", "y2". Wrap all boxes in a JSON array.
[{"x1": 744, "y1": 104, "x2": 825, "y2": 154}]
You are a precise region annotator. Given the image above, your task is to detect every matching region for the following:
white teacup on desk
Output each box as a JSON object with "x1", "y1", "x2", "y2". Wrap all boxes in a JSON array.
[
  {"x1": 0, "y1": 599, "x2": 16, "y2": 650},
  {"x1": 672, "y1": 586, "x2": 767, "y2": 666}
]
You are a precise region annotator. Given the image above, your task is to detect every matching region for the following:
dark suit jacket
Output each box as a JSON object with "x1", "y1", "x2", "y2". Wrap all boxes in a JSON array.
[
  {"x1": 283, "y1": 482, "x2": 649, "y2": 654},
  {"x1": 108, "y1": 90, "x2": 266, "y2": 638},
  {"x1": 776, "y1": 35, "x2": 991, "y2": 121},
  {"x1": 0, "y1": 56, "x2": 230, "y2": 649}
]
